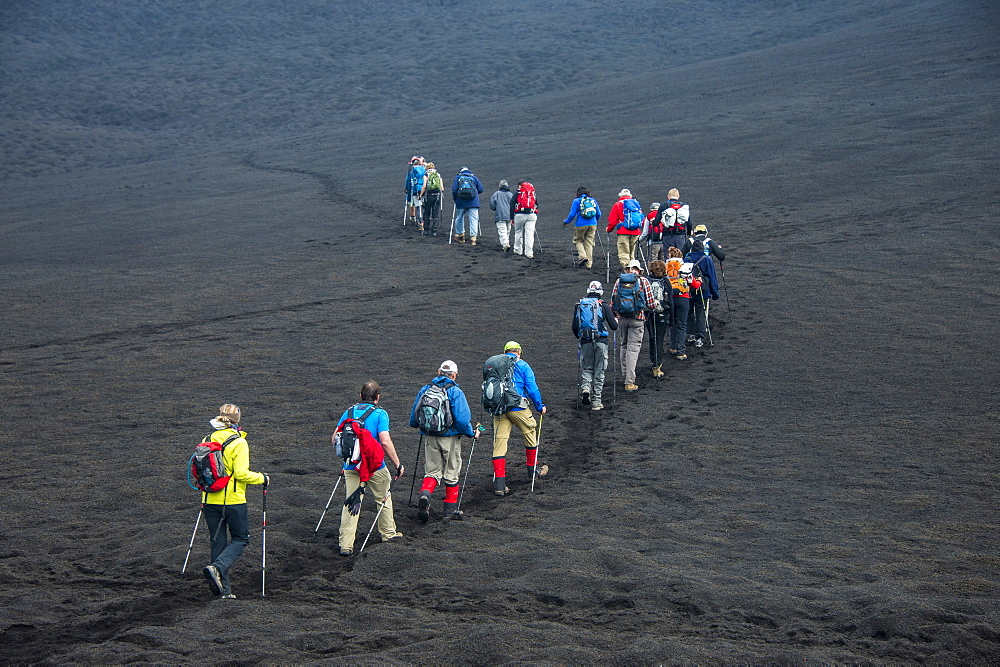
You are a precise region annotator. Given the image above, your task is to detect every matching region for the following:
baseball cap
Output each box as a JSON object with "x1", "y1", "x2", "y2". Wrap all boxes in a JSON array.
[
  {"x1": 504, "y1": 341, "x2": 521, "y2": 352},
  {"x1": 439, "y1": 360, "x2": 458, "y2": 374}
]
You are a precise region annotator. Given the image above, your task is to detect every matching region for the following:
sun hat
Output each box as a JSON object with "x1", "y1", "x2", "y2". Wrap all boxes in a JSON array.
[
  {"x1": 618, "y1": 188, "x2": 632, "y2": 198},
  {"x1": 627, "y1": 259, "x2": 643, "y2": 272}
]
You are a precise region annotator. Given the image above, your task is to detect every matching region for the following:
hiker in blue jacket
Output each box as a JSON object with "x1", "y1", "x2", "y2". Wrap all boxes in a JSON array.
[
  {"x1": 405, "y1": 156, "x2": 426, "y2": 225},
  {"x1": 572, "y1": 280, "x2": 618, "y2": 411},
  {"x1": 685, "y1": 239, "x2": 720, "y2": 348},
  {"x1": 451, "y1": 167, "x2": 484, "y2": 244},
  {"x1": 409, "y1": 360, "x2": 478, "y2": 520},
  {"x1": 563, "y1": 187, "x2": 602, "y2": 269},
  {"x1": 489, "y1": 342, "x2": 546, "y2": 496}
]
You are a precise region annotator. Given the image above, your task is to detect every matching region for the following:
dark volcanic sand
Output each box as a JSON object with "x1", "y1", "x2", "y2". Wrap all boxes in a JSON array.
[{"x1": 1, "y1": 1, "x2": 999, "y2": 663}]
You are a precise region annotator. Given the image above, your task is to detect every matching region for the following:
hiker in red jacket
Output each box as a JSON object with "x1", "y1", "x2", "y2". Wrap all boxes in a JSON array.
[{"x1": 606, "y1": 188, "x2": 644, "y2": 270}]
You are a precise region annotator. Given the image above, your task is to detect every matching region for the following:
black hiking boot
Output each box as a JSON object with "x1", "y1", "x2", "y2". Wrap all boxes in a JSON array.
[
  {"x1": 493, "y1": 477, "x2": 509, "y2": 496},
  {"x1": 417, "y1": 491, "x2": 430, "y2": 523},
  {"x1": 203, "y1": 565, "x2": 223, "y2": 595}
]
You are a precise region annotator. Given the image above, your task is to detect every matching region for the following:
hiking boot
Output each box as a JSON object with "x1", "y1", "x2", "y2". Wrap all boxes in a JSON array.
[
  {"x1": 578, "y1": 258, "x2": 588, "y2": 266},
  {"x1": 339, "y1": 547, "x2": 353, "y2": 556},
  {"x1": 651, "y1": 365, "x2": 664, "y2": 378},
  {"x1": 624, "y1": 383, "x2": 639, "y2": 392},
  {"x1": 591, "y1": 402, "x2": 604, "y2": 411},
  {"x1": 220, "y1": 593, "x2": 237, "y2": 600},
  {"x1": 203, "y1": 565, "x2": 223, "y2": 595},
  {"x1": 502, "y1": 245, "x2": 511, "y2": 252},
  {"x1": 470, "y1": 236, "x2": 477, "y2": 246},
  {"x1": 668, "y1": 349, "x2": 678, "y2": 356},
  {"x1": 382, "y1": 532, "x2": 405, "y2": 542},
  {"x1": 417, "y1": 491, "x2": 430, "y2": 524},
  {"x1": 493, "y1": 477, "x2": 510, "y2": 496},
  {"x1": 442, "y1": 501, "x2": 458, "y2": 517},
  {"x1": 687, "y1": 335, "x2": 696, "y2": 343},
  {"x1": 674, "y1": 353, "x2": 688, "y2": 360},
  {"x1": 581, "y1": 388, "x2": 591, "y2": 405},
  {"x1": 695, "y1": 337, "x2": 704, "y2": 348},
  {"x1": 454, "y1": 233, "x2": 466, "y2": 243}
]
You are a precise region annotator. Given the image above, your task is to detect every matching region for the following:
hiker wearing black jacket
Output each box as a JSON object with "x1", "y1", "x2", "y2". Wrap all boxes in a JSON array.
[{"x1": 572, "y1": 280, "x2": 618, "y2": 411}]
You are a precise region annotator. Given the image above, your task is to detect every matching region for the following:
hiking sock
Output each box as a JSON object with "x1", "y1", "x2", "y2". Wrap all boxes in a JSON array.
[
  {"x1": 421, "y1": 477, "x2": 439, "y2": 495},
  {"x1": 525, "y1": 447, "x2": 538, "y2": 469}
]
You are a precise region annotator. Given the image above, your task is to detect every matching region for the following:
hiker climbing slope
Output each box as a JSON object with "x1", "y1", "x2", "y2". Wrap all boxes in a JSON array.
[
  {"x1": 606, "y1": 188, "x2": 644, "y2": 270},
  {"x1": 197, "y1": 403, "x2": 268, "y2": 600},
  {"x1": 409, "y1": 360, "x2": 479, "y2": 521},
  {"x1": 572, "y1": 280, "x2": 618, "y2": 411},
  {"x1": 563, "y1": 187, "x2": 602, "y2": 269},
  {"x1": 451, "y1": 167, "x2": 484, "y2": 244},
  {"x1": 482, "y1": 342, "x2": 546, "y2": 496}
]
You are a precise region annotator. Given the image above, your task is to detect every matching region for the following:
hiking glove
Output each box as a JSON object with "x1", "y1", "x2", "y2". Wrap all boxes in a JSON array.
[{"x1": 345, "y1": 487, "x2": 365, "y2": 515}]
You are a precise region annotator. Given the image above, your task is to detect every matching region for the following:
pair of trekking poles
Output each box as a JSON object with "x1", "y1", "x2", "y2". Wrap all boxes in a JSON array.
[
  {"x1": 180, "y1": 480, "x2": 269, "y2": 598},
  {"x1": 311, "y1": 471, "x2": 394, "y2": 555}
]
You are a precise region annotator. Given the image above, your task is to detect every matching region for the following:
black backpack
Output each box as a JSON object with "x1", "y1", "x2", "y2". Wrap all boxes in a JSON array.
[
  {"x1": 416, "y1": 381, "x2": 454, "y2": 435},
  {"x1": 334, "y1": 405, "x2": 376, "y2": 460},
  {"x1": 482, "y1": 354, "x2": 522, "y2": 415}
]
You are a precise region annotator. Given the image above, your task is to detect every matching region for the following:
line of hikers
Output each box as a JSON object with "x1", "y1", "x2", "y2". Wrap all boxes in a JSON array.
[
  {"x1": 187, "y1": 163, "x2": 731, "y2": 598},
  {"x1": 187, "y1": 341, "x2": 548, "y2": 598}
]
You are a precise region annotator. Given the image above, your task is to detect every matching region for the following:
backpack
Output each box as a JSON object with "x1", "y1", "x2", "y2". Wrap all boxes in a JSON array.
[
  {"x1": 649, "y1": 277, "x2": 667, "y2": 313},
  {"x1": 620, "y1": 198, "x2": 644, "y2": 231},
  {"x1": 482, "y1": 354, "x2": 523, "y2": 415},
  {"x1": 664, "y1": 201, "x2": 686, "y2": 233},
  {"x1": 333, "y1": 405, "x2": 376, "y2": 461},
  {"x1": 579, "y1": 195, "x2": 598, "y2": 219},
  {"x1": 515, "y1": 182, "x2": 536, "y2": 213},
  {"x1": 575, "y1": 297, "x2": 603, "y2": 341},
  {"x1": 456, "y1": 173, "x2": 477, "y2": 200},
  {"x1": 425, "y1": 170, "x2": 443, "y2": 193},
  {"x1": 407, "y1": 166, "x2": 426, "y2": 195},
  {"x1": 666, "y1": 259, "x2": 693, "y2": 296},
  {"x1": 416, "y1": 382, "x2": 454, "y2": 435},
  {"x1": 188, "y1": 431, "x2": 243, "y2": 493},
  {"x1": 613, "y1": 273, "x2": 646, "y2": 315}
]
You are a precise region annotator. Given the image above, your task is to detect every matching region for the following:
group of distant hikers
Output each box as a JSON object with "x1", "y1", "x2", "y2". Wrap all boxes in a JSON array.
[{"x1": 183, "y1": 157, "x2": 730, "y2": 600}]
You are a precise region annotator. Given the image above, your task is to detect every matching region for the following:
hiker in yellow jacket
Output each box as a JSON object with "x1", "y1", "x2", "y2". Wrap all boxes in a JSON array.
[{"x1": 201, "y1": 404, "x2": 268, "y2": 599}]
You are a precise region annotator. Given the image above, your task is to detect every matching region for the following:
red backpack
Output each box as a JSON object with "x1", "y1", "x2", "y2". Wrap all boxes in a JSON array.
[
  {"x1": 515, "y1": 182, "x2": 536, "y2": 213},
  {"x1": 188, "y1": 431, "x2": 243, "y2": 493}
]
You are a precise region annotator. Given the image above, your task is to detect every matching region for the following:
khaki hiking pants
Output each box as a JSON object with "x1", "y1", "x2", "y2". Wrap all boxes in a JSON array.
[
  {"x1": 423, "y1": 435, "x2": 463, "y2": 486},
  {"x1": 574, "y1": 225, "x2": 596, "y2": 267},
  {"x1": 492, "y1": 408, "x2": 537, "y2": 459},
  {"x1": 339, "y1": 466, "x2": 398, "y2": 550},
  {"x1": 616, "y1": 234, "x2": 638, "y2": 270}
]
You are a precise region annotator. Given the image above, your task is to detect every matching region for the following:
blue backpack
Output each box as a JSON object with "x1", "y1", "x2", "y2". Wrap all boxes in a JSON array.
[
  {"x1": 407, "y1": 166, "x2": 426, "y2": 195},
  {"x1": 456, "y1": 174, "x2": 477, "y2": 200},
  {"x1": 575, "y1": 297, "x2": 604, "y2": 341},
  {"x1": 620, "y1": 198, "x2": 643, "y2": 231},
  {"x1": 613, "y1": 273, "x2": 646, "y2": 315},
  {"x1": 579, "y1": 195, "x2": 598, "y2": 219}
]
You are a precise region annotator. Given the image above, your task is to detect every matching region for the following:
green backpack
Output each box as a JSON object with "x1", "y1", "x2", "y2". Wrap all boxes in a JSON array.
[{"x1": 425, "y1": 170, "x2": 443, "y2": 192}]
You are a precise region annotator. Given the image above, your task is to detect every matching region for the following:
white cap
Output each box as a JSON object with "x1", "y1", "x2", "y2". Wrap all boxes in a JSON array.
[
  {"x1": 627, "y1": 259, "x2": 643, "y2": 271},
  {"x1": 439, "y1": 360, "x2": 458, "y2": 374},
  {"x1": 619, "y1": 188, "x2": 632, "y2": 198}
]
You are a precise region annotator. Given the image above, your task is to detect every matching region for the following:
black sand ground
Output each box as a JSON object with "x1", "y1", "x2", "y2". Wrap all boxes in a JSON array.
[{"x1": 1, "y1": 1, "x2": 999, "y2": 663}]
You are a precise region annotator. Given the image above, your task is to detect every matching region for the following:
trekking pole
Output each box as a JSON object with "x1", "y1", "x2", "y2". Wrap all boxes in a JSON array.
[
  {"x1": 612, "y1": 329, "x2": 618, "y2": 402},
  {"x1": 402, "y1": 198, "x2": 408, "y2": 227},
  {"x1": 407, "y1": 433, "x2": 424, "y2": 507},
  {"x1": 604, "y1": 234, "x2": 612, "y2": 283},
  {"x1": 531, "y1": 415, "x2": 544, "y2": 493},
  {"x1": 704, "y1": 297, "x2": 714, "y2": 346},
  {"x1": 313, "y1": 474, "x2": 343, "y2": 538},
  {"x1": 637, "y1": 244, "x2": 648, "y2": 273},
  {"x1": 534, "y1": 228, "x2": 544, "y2": 255},
  {"x1": 454, "y1": 423, "x2": 486, "y2": 517},
  {"x1": 720, "y1": 261, "x2": 732, "y2": 319},
  {"x1": 180, "y1": 505, "x2": 203, "y2": 574},
  {"x1": 261, "y1": 478, "x2": 268, "y2": 598},
  {"x1": 448, "y1": 204, "x2": 456, "y2": 244},
  {"x1": 358, "y1": 480, "x2": 393, "y2": 555},
  {"x1": 576, "y1": 342, "x2": 582, "y2": 410}
]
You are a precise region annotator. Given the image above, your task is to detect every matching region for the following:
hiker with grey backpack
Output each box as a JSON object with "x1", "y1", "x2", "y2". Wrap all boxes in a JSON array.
[
  {"x1": 408, "y1": 360, "x2": 480, "y2": 521},
  {"x1": 572, "y1": 280, "x2": 618, "y2": 411},
  {"x1": 482, "y1": 342, "x2": 547, "y2": 496}
]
